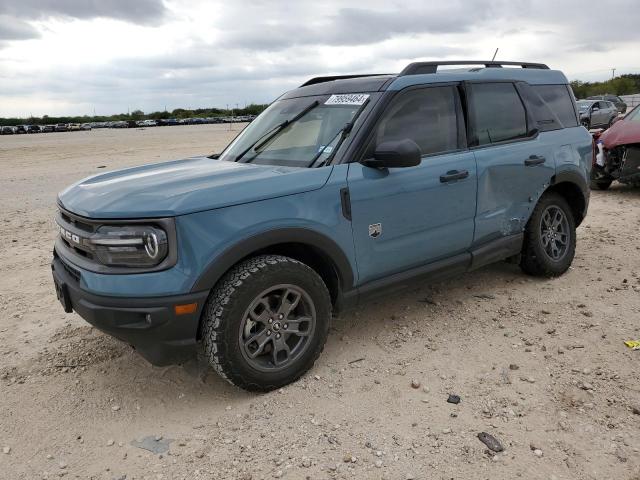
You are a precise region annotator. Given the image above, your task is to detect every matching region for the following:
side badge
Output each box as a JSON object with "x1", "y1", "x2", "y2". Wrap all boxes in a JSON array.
[{"x1": 368, "y1": 223, "x2": 382, "y2": 238}]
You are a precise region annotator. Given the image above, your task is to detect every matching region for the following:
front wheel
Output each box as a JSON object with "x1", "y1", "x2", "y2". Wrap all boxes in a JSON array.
[
  {"x1": 201, "y1": 255, "x2": 331, "y2": 392},
  {"x1": 520, "y1": 192, "x2": 576, "y2": 277}
]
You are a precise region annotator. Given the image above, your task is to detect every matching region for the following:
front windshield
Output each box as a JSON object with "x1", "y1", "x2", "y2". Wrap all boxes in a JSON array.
[
  {"x1": 218, "y1": 94, "x2": 375, "y2": 167},
  {"x1": 626, "y1": 105, "x2": 640, "y2": 122}
]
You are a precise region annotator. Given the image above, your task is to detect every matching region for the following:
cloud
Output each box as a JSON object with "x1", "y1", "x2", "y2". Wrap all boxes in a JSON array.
[
  {"x1": 218, "y1": 2, "x2": 494, "y2": 51},
  {"x1": 0, "y1": 0, "x2": 167, "y2": 25},
  {"x1": 0, "y1": 15, "x2": 40, "y2": 41},
  {"x1": 1, "y1": 0, "x2": 640, "y2": 117}
]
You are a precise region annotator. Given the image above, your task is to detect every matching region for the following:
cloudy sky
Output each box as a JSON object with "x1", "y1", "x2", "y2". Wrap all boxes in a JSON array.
[{"x1": 1, "y1": 0, "x2": 639, "y2": 117}]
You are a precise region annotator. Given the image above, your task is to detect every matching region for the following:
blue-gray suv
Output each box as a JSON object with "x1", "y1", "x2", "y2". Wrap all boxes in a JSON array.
[{"x1": 52, "y1": 60, "x2": 592, "y2": 391}]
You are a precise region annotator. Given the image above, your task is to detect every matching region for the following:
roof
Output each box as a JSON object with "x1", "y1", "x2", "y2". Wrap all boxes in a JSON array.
[{"x1": 288, "y1": 61, "x2": 568, "y2": 98}]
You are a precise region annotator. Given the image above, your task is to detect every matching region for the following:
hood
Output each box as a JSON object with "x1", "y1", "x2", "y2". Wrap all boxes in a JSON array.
[
  {"x1": 600, "y1": 117, "x2": 640, "y2": 149},
  {"x1": 58, "y1": 157, "x2": 332, "y2": 218}
]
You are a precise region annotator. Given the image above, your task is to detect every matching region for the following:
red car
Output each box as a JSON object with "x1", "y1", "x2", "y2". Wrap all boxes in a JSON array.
[{"x1": 591, "y1": 104, "x2": 640, "y2": 190}]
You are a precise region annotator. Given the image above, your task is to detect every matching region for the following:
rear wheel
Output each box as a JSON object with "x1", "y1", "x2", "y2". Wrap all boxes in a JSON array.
[
  {"x1": 201, "y1": 255, "x2": 331, "y2": 391},
  {"x1": 581, "y1": 118, "x2": 590, "y2": 129},
  {"x1": 520, "y1": 192, "x2": 576, "y2": 277}
]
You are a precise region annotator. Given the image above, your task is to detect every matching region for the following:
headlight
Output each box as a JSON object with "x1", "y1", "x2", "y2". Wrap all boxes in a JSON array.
[
  {"x1": 57, "y1": 219, "x2": 170, "y2": 268},
  {"x1": 89, "y1": 225, "x2": 168, "y2": 267}
]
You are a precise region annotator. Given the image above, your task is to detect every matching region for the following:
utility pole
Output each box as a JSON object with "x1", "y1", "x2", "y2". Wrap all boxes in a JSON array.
[{"x1": 612, "y1": 68, "x2": 616, "y2": 79}]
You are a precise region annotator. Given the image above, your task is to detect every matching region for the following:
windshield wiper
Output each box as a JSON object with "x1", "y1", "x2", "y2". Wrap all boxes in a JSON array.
[
  {"x1": 307, "y1": 97, "x2": 370, "y2": 168},
  {"x1": 235, "y1": 100, "x2": 319, "y2": 163}
]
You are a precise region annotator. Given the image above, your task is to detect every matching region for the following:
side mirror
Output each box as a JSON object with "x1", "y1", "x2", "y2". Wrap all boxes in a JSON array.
[{"x1": 362, "y1": 139, "x2": 422, "y2": 169}]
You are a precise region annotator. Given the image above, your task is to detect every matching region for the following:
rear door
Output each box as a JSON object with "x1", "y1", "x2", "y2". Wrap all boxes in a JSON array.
[
  {"x1": 595, "y1": 101, "x2": 609, "y2": 125},
  {"x1": 466, "y1": 81, "x2": 555, "y2": 245},
  {"x1": 347, "y1": 84, "x2": 477, "y2": 284}
]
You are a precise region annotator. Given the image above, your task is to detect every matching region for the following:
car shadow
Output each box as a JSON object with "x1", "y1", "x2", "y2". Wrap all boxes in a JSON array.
[{"x1": 86, "y1": 259, "x2": 535, "y2": 403}]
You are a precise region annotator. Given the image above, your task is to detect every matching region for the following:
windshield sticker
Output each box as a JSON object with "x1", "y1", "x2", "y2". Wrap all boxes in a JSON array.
[
  {"x1": 317, "y1": 145, "x2": 334, "y2": 154},
  {"x1": 325, "y1": 94, "x2": 370, "y2": 106}
]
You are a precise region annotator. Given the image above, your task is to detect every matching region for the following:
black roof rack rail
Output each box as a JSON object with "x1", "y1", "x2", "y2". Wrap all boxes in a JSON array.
[
  {"x1": 300, "y1": 74, "x2": 389, "y2": 87},
  {"x1": 399, "y1": 61, "x2": 550, "y2": 76}
]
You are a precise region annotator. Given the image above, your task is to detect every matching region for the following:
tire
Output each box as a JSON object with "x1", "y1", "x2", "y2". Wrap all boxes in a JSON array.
[
  {"x1": 581, "y1": 119, "x2": 590, "y2": 129},
  {"x1": 201, "y1": 254, "x2": 331, "y2": 392},
  {"x1": 590, "y1": 178, "x2": 613, "y2": 190},
  {"x1": 520, "y1": 192, "x2": 576, "y2": 277}
]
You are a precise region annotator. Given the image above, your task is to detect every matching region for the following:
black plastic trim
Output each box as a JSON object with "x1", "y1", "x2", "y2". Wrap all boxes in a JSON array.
[
  {"x1": 550, "y1": 171, "x2": 590, "y2": 222},
  {"x1": 469, "y1": 233, "x2": 523, "y2": 270},
  {"x1": 191, "y1": 228, "x2": 355, "y2": 293},
  {"x1": 352, "y1": 253, "x2": 472, "y2": 306},
  {"x1": 340, "y1": 188, "x2": 352, "y2": 221},
  {"x1": 339, "y1": 233, "x2": 526, "y2": 311},
  {"x1": 300, "y1": 74, "x2": 392, "y2": 87},
  {"x1": 51, "y1": 256, "x2": 209, "y2": 365}
]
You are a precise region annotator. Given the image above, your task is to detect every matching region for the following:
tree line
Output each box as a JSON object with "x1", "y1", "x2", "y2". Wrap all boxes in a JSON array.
[
  {"x1": 0, "y1": 104, "x2": 269, "y2": 127},
  {"x1": 570, "y1": 74, "x2": 640, "y2": 99},
  {"x1": 3, "y1": 74, "x2": 640, "y2": 126}
]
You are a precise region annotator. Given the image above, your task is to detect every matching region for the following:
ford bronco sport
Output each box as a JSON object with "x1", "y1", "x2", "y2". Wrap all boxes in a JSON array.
[{"x1": 52, "y1": 60, "x2": 592, "y2": 391}]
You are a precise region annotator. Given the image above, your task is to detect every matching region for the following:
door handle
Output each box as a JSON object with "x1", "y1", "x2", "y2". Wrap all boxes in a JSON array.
[
  {"x1": 440, "y1": 169, "x2": 469, "y2": 183},
  {"x1": 524, "y1": 155, "x2": 546, "y2": 166}
]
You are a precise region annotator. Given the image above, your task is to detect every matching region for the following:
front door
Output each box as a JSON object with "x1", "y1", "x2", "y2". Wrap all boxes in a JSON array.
[{"x1": 347, "y1": 85, "x2": 477, "y2": 285}]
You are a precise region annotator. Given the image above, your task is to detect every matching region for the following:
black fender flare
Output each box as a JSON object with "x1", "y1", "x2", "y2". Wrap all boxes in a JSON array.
[
  {"x1": 190, "y1": 228, "x2": 355, "y2": 293},
  {"x1": 549, "y1": 170, "x2": 590, "y2": 224}
]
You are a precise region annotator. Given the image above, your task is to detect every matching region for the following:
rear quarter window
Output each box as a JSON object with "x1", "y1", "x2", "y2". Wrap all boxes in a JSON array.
[{"x1": 533, "y1": 85, "x2": 578, "y2": 128}]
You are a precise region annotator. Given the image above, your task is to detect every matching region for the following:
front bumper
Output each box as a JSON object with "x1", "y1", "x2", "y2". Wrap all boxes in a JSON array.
[{"x1": 51, "y1": 254, "x2": 209, "y2": 366}]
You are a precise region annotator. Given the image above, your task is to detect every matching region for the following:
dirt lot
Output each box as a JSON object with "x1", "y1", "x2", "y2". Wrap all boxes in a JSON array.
[{"x1": 1, "y1": 125, "x2": 639, "y2": 480}]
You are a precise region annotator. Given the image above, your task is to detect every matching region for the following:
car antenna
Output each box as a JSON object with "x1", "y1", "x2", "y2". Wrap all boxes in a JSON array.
[{"x1": 491, "y1": 48, "x2": 499, "y2": 61}]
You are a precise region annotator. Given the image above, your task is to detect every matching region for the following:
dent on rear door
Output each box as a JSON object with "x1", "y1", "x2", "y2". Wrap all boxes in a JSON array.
[{"x1": 473, "y1": 135, "x2": 556, "y2": 245}]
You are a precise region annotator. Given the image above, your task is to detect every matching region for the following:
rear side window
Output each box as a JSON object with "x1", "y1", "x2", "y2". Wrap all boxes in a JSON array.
[
  {"x1": 374, "y1": 86, "x2": 463, "y2": 156},
  {"x1": 468, "y1": 83, "x2": 527, "y2": 145},
  {"x1": 534, "y1": 85, "x2": 578, "y2": 128}
]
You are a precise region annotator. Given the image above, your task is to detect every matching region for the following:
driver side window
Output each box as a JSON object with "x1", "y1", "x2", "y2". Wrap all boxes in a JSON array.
[{"x1": 373, "y1": 86, "x2": 463, "y2": 157}]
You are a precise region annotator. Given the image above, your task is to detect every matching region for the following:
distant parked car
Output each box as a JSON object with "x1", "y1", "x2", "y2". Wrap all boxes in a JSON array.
[
  {"x1": 55, "y1": 123, "x2": 68, "y2": 132},
  {"x1": 587, "y1": 94, "x2": 627, "y2": 114},
  {"x1": 15, "y1": 125, "x2": 28, "y2": 134},
  {"x1": 576, "y1": 100, "x2": 618, "y2": 129},
  {"x1": 80, "y1": 123, "x2": 92, "y2": 131},
  {"x1": 1, "y1": 126, "x2": 15, "y2": 134},
  {"x1": 157, "y1": 118, "x2": 179, "y2": 126},
  {"x1": 111, "y1": 121, "x2": 128, "y2": 128},
  {"x1": 27, "y1": 125, "x2": 41, "y2": 134},
  {"x1": 41, "y1": 125, "x2": 55, "y2": 133},
  {"x1": 67, "y1": 123, "x2": 81, "y2": 131}
]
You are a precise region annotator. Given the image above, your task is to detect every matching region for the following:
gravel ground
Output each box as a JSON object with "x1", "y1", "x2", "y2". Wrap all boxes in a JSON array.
[{"x1": 0, "y1": 124, "x2": 639, "y2": 480}]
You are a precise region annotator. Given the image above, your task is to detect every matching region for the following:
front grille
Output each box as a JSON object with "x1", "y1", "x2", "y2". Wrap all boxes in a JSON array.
[
  {"x1": 53, "y1": 249, "x2": 82, "y2": 283},
  {"x1": 61, "y1": 258, "x2": 81, "y2": 283},
  {"x1": 60, "y1": 210, "x2": 95, "y2": 233},
  {"x1": 56, "y1": 208, "x2": 99, "y2": 261}
]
